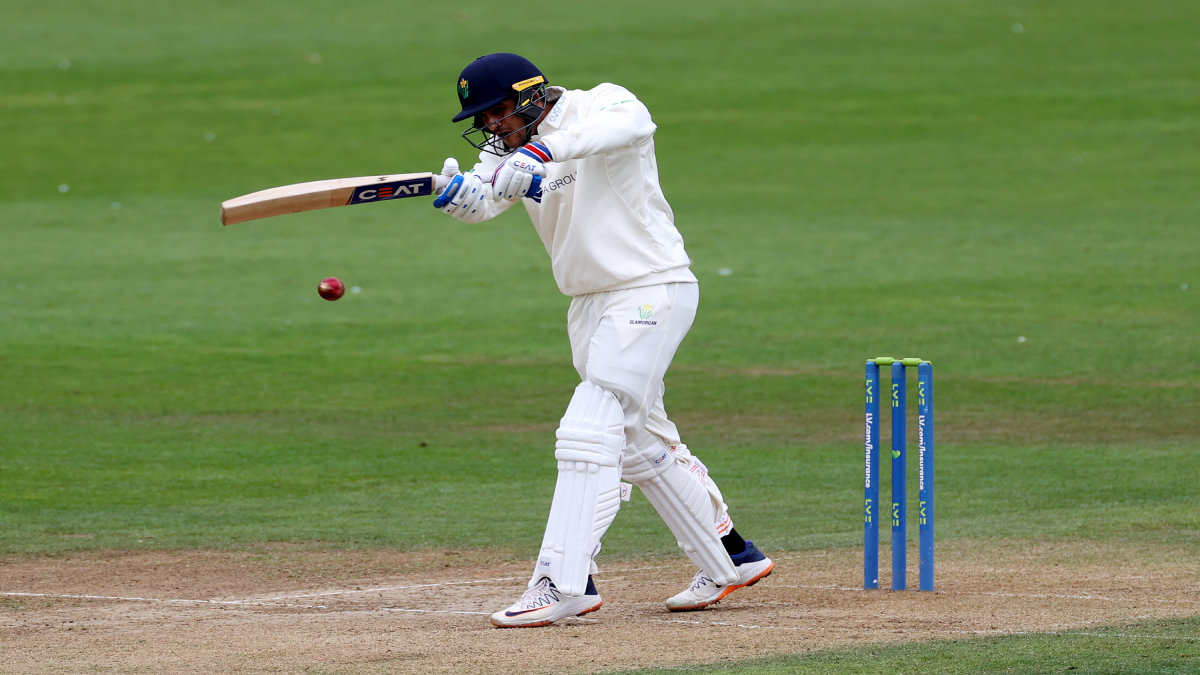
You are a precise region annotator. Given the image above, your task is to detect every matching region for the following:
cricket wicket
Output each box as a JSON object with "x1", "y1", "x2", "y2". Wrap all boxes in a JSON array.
[{"x1": 864, "y1": 357, "x2": 934, "y2": 591}]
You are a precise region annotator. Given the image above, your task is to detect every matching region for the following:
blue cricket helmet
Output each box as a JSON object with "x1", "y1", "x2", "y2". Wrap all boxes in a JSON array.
[{"x1": 452, "y1": 53, "x2": 546, "y2": 123}]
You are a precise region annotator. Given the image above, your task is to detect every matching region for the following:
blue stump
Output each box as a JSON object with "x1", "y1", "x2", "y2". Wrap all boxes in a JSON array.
[
  {"x1": 891, "y1": 361, "x2": 907, "y2": 591},
  {"x1": 864, "y1": 361, "x2": 880, "y2": 589},
  {"x1": 918, "y1": 362, "x2": 935, "y2": 591}
]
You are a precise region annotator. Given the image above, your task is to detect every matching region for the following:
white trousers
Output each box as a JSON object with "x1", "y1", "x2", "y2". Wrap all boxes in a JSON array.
[{"x1": 566, "y1": 282, "x2": 733, "y2": 535}]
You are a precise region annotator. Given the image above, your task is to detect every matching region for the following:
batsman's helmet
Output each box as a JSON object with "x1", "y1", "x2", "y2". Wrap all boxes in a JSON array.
[
  {"x1": 452, "y1": 53, "x2": 548, "y2": 155},
  {"x1": 452, "y1": 53, "x2": 545, "y2": 122}
]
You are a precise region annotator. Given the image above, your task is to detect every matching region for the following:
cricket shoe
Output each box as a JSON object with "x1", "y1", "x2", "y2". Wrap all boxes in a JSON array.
[
  {"x1": 665, "y1": 541, "x2": 774, "y2": 612},
  {"x1": 490, "y1": 576, "x2": 603, "y2": 628}
]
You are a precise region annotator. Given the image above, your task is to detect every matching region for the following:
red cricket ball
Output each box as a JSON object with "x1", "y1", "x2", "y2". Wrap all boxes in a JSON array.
[{"x1": 318, "y1": 277, "x2": 345, "y2": 301}]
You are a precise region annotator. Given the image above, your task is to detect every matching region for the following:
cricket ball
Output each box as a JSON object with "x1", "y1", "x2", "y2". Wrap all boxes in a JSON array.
[{"x1": 318, "y1": 277, "x2": 345, "y2": 301}]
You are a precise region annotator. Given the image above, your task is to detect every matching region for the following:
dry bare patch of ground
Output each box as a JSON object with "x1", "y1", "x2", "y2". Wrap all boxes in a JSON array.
[{"x1": 2, "y1": 540, "x2": 1198, "y2": 674}]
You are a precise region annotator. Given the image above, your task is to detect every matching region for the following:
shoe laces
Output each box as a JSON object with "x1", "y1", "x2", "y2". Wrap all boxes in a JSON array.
[
  {"x1": 516, "y1": 577, "x2": 562, "y2": 610},
  {"x1": 688, "y1": 570, "x2": 720, "y2": 592}
]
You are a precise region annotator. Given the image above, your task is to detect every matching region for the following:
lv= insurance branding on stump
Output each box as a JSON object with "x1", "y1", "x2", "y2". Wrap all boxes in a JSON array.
[{"x1": 864, "y1": 357, "x2": 935, "y2": 591}]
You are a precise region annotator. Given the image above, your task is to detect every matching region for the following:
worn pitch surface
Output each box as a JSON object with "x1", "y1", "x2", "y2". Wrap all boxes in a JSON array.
[{"x1": 3, "y1": 541, "x2": 1197, "y2": 674}]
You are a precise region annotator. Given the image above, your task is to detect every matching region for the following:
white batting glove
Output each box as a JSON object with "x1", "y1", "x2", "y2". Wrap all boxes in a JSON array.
[
  {"x1": 438, "y1": 172, "x2": 492, "y2": 223},
  {"x1": 491, "y1": 141, "x2": 552, "y2": 201}
]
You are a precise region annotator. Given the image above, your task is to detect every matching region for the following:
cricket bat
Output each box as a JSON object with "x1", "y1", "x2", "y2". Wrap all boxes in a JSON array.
[
  {"x1": 219, "y1": 170, "x2": 542, "y2": 226},
  {"x1": 220, "y1": 172, "x2": 446, "y2": 226}
]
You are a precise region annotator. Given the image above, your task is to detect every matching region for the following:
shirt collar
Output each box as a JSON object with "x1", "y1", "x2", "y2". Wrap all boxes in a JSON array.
[{"x1": 537, "y1": 87, "x2": 570, "y2": 132}]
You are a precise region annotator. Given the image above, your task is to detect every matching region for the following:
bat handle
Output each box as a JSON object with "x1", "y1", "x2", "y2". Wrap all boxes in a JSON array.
[{"x1": 528, "y1": 174, "x2": 543, "y2": 197}]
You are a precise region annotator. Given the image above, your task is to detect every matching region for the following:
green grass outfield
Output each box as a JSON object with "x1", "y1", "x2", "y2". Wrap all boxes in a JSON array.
[{"x1": 2, "y1": 0, "x2": 1199, "y2": 670}]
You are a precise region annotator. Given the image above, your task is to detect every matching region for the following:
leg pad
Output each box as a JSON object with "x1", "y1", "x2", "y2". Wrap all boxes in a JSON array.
[
  {"x1": 534, "y1": 382, "x2": 625, "y2": 597},
  {"x1": 624, "y1": 435, "x2": 738, "y2": 585}
]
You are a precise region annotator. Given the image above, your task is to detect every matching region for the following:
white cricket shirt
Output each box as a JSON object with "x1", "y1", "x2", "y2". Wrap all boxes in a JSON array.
[{"x1": 467, "y1": 84, "x2": 697, "y2": 297}]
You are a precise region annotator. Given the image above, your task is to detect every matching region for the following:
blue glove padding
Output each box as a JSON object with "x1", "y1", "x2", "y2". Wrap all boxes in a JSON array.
[
  {"x1": 432, "y1": 174, "x2": 463, "y2": 209},
  {"x1": 437, "y1": 173, "x2": 491, "y2": 223}
]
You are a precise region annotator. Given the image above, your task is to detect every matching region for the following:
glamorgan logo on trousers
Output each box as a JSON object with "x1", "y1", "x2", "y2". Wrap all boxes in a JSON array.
[{"x1": 630, "y1": 303, "x2": 657, "y2": 326}]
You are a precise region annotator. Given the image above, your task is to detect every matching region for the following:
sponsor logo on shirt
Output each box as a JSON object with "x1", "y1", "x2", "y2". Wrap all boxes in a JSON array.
[
  {"x1": 544, "y1": 173, "x2": 577, "y2": 192},
  {"x1": 531, "y1": 172, "x2": 577, "y2": 204}
]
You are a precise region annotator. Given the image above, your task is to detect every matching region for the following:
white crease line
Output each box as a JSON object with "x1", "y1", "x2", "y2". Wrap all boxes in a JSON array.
[
  {"x1": 260, "y1": 564, "x2": 677, "y2": 601},
  {"x1": 269, "y1": 576, "x2": 528, "y2": 600},
  {"x1": 378, "y1": 608, "x2": 603, "y2": 620},
  {"x1": 648, "y1": 618, "x2": 850, "y2": 632},
  {"x1": 1, "y1": 592, "x2": 326, "y2": 610},
  {"x1": 773, "y1": 584, "x2": 864, "y2": 591},
  {"x1": 959, "y1": 590, "x2": 1200, "y2": 604},
  {"x1": 967, "y1": 591, "x2": 1115, "y2": 601},
  {"x1": 382, "y1": 608, "x2": 491, "y2": 616},
  {"x1": 2, "y1": 564, "x2": 683, "y2": 612}
]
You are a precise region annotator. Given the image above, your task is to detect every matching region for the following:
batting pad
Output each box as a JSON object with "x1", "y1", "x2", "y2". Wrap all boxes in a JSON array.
[
  {"x1": 534, "y1": 382, "x2": 625, "y2": 597},
  {"x1": 624, "y1": 438, "x2": 739, "y2": 586}
]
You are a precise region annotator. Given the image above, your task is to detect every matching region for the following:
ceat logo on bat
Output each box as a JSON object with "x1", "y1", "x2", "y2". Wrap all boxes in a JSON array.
[{"x1": 348, "y1": 177, "x2": 433, "y2": 204}]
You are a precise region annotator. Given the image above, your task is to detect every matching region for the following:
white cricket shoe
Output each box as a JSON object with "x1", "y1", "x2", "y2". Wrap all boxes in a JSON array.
[
  {"x1": 665, "y1": 540, "x2": 774, "y2": 612},
  {"x1": 490, "y1": 576, "x2": 603, "y2": 628}
]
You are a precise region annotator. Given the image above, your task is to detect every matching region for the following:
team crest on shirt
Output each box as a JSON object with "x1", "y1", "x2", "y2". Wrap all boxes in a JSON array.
[{"x1": 630, "y1": 304, "x2": 657, "y2": 326}]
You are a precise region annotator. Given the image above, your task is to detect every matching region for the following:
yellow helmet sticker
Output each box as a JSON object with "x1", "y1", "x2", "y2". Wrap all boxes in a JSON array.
[{"x1": 512, "y1": 75, "x2": 545, "y2": 91}]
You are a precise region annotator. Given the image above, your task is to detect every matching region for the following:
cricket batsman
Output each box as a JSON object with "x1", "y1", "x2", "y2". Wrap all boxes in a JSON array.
[{"x1": 435, "y1": 53, "x2": 774, "y2": 628}]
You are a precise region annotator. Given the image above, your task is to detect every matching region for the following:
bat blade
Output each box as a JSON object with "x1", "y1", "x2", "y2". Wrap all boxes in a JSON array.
[{"x1": 220, "y1": 172, "x2": 439, "y2": 225}]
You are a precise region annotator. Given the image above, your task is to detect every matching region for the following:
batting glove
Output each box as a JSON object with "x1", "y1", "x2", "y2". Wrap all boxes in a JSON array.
[
  {"x1": 491, "y1": 141, "x2": 552, "y2": 201},
  {"x1": 438, "y1": 172, "x2": 492, "y2": 223}
]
